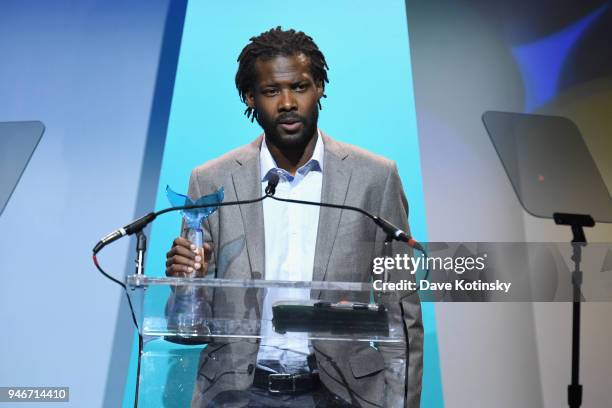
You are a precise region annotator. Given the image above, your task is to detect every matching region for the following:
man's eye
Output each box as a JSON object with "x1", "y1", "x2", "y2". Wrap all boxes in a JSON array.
[
  {"x1": 263, "y1": 89, "x2": 279, "y2": 96},
  {"x1": 294, "y1": 83, "x2": 308, "y2": 92}
]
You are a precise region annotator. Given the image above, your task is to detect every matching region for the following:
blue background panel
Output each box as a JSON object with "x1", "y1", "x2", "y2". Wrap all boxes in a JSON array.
[{"x1": 124, "y1": 1, "x2": 443, "y2": 407}]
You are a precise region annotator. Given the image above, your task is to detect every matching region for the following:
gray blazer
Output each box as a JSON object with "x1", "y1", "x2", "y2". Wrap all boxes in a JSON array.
[{"x1": 187, "y1": 132, "x2": 423, "y2": 407}]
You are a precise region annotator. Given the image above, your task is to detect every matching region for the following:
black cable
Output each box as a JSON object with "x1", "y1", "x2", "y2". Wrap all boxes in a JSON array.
[
  {"x1": 134, "y1": 334, "x2": 143, "y2": 408},
  {"x1": 93, "y1": 254, "x2": 143, "y2": 407},
  {"x1": 92, "y1": 254, "x2": 140, "y2": 332},
  {"x1": 155, "y1": 194, "x2": 267, "y2": 217},
  {"x1": 94, "y1": 191, "x2": 427, "y2": 299},
  {"x1": 172, "y1": 193, "x2": 430, "y2": 294},
  {"x1": 267, "y1": 194, "x2": 372, "y2": 218},
  {"x1": 267, "y1": 194, "x2": 430, "y2": 293},
  {"x1": 95, "y1": 186, "x2": 422, "y2": 254}
]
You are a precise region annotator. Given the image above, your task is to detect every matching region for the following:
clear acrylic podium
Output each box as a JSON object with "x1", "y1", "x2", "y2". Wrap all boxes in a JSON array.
[{"x1": 126, "y1": 275, "x2": 407, "y2": 407}]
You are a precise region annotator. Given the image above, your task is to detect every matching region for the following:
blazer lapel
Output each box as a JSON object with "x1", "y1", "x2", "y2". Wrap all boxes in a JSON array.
[
  {"x1": 313, "y1": 134, "x2": 351, "y2": 284},
  {"x1": 228, "y1": 133, "x2": 350, "y2": 284},
  {"x1": 231, "y1": 137, "x2": 265, "y2": 279}
]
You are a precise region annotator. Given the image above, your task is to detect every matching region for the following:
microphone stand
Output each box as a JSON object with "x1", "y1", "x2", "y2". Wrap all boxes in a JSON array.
[
  {"x1": 378, "y1": 234, "x2": 395, "y2": 304},
  {"x1": 135, "y1": 231, "x2": 147, "y2": 276}
]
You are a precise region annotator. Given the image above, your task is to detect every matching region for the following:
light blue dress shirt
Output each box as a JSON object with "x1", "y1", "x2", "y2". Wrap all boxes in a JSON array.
[{"x1": 256, "y1": 131, "x2": 324, "y2": 371}]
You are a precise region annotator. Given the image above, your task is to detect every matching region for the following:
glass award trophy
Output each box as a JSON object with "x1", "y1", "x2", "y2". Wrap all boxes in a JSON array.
[{"x1": 165, "y1": 185, "x2": 223, "y2": 336}]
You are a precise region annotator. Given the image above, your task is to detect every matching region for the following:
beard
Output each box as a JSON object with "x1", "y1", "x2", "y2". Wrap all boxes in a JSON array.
[{"x1": 256, "y1": 108, "x2": 318, "y2": 151}]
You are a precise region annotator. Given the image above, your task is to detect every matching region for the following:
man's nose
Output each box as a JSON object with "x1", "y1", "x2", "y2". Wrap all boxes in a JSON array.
[{"x1": 278, "y1": 89, "x2": 297, "y2": 111}]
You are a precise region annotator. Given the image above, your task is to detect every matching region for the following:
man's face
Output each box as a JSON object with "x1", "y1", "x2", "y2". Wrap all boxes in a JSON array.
[{"x1": 246, "y1": 53, "x2": 323, "y2": 150}]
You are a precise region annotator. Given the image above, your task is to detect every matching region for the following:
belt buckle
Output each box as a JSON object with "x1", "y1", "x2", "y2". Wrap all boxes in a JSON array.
[{"x1": 268, "y1": 373, "x2": 296, "y2": 393}]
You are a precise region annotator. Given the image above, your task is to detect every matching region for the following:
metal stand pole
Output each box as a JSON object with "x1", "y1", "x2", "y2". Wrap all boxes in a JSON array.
[
  {"x1": 553, "y1": 212, "x2": 594, "y2": 408},
  {"x1": 133, "y1": 230, "x2": 147, "y2": 407},
  {"x1": 376, "y1": 234, "x2": 394, "y2": 304},
  {"x1": 568, "y1": 242, "x2": 583, "y2": 408},
  {"x1": 135, "y1": 231, "x2": 147, "y2": 276}
]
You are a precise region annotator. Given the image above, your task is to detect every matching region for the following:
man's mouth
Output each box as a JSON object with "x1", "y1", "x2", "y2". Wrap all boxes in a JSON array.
[{"x1": 277, "y1": 118, "x2": 303, "y2": 133}]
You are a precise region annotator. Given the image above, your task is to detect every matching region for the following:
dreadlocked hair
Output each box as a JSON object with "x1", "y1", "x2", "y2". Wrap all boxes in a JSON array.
[{"x1": 236, "y1": 26, "x2": 329, "y2": 122}]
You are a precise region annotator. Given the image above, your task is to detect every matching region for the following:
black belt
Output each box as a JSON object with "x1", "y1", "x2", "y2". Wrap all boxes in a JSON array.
[{"x1": 253, "y1": 367, "x2": 320, "y2": 394}]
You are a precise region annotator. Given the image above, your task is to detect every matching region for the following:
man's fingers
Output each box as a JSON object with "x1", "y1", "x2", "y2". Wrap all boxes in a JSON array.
[
  {"x1": 172, "y1": 236, "x2": 198, "y2": 251},
  {"x1": 167, "y1": 244, "x2": 197, "y2": 260},
  {"x1": 166, "y1": 253, "x2": 203, "y2": 270},
  {"x1": 166, "y1": 237, "x2": 209, "y2": 277},
  {"x1": 173, "y1": 236, "x2": 190, "y2": 246},
  {"x1": 165, "y1": 254, "x2": 193, "y2": 267},
  {"x1": 166, "y1": 263, "x2": 194, "y2": 277}
]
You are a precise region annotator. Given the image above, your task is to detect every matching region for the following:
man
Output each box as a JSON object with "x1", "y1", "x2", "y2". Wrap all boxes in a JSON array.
[{"x1": 166, "y1": 27, "x2": 423, "y2": 407}]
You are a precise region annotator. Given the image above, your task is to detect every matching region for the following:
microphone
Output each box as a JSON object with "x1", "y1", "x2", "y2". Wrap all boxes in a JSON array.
[
  {"x1": 93, "y1": 212, "x2": 156, "y2": 253},
  {"x1": 265, "y1": 172, "x2": 280, "y2": 196},
  {"x1": 371, "y1": 215, "x2": 424, "y2": 252},
  {"x1": 93, "y1": 195, "x2": 268, "y2": 254}
]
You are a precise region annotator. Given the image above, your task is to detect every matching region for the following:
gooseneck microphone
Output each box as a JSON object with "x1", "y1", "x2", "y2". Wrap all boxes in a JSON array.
[
  {"x1": 94, "y1": 178, "x2": 423, "y2": 254},
  {"x1": 93, "y1": 212, "x2": 157, "y2": 253},
  {"x1": 370, "y1": 215, "x2": 423, "y2": 251}
]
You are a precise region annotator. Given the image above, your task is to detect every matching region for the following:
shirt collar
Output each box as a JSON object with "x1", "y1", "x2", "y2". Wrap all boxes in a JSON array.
[{"x1": 260, "y1": 130, "x2": 324, "y2": 182}]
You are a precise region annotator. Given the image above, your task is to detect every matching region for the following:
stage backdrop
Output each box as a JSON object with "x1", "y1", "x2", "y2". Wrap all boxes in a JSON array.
[
  {"x1": 122, "y1": 0, "x2": 444, "y2": 407},
  {"x1": 0, "y1": 1, "x2": 171, "y2": 407}
]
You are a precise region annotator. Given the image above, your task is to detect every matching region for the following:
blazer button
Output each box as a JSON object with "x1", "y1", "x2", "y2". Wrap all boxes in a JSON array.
[{"x1": 247, "y1": 364, "x2": 254, "y2": 374}]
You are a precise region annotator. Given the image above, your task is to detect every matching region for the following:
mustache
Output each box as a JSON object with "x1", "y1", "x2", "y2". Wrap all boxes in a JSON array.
[{"x1": 276, "y1": 113, "x2": 303, "y2": 124}]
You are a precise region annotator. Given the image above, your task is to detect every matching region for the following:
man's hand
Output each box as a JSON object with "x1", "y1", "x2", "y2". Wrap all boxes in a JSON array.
[{"x1": 165, "y1": 237, "x2": 212, "y2": 277}]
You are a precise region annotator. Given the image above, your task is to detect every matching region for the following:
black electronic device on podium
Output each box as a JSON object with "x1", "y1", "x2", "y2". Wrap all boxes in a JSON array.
[{"x1": 483, "y1": 111, "x2": 612, "y2": 408}]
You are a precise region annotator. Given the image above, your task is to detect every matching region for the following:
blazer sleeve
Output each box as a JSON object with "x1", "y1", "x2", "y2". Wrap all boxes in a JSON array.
[{"x1": 376, "y1": 161, "x2": 424, "y2": 408}]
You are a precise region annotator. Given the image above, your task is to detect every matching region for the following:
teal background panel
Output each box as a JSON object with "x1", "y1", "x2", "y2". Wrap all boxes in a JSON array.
[{"x1": 124, "y1": 1, "x2": 443, "y2": 406}]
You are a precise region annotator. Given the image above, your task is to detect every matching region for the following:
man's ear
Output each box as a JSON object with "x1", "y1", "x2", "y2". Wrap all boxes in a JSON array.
[
  {"x1": 316, "y1": 80, "x2": 324, "y2": 99},
  {"x1": 245, "y1": 90, "x2": 255, "y2": 109}
]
